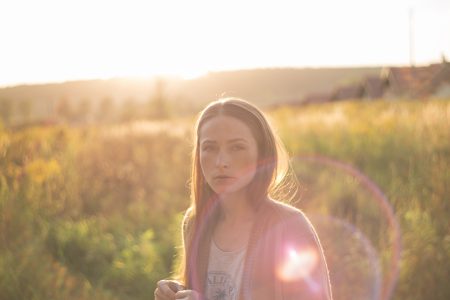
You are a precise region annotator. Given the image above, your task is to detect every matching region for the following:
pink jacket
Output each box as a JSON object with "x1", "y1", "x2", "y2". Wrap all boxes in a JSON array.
[{"x1": 184, "y1": 199, "x2": 333, "y2": 300}]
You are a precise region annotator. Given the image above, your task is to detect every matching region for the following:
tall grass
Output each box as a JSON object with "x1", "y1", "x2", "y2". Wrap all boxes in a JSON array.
[
  {"x1": 271, "y1": 99, "x2": 450, "y2": 300},
  {"x1": 0, "y1": 99, "x2": 448, "y2": 299}
]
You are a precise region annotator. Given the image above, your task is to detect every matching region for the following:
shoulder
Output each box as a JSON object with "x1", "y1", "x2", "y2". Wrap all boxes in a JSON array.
[
  {"x1": 261, "y1": 199, "x2": 320, "y2": 245},
  {"x1": 267, "y1": 199, "x2": 303, "y2": 216},
  {"x1": 265, "y1": 199, "x2": 312, "y2": 228}
]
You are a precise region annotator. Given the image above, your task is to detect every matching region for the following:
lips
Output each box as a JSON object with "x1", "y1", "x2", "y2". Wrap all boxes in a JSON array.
[
  {"x1": 213, "y1": 175, "x2": 236, "y2": 182},
  {"x1": 214, "y1": 175, "x2": 234, "y2": 180}
]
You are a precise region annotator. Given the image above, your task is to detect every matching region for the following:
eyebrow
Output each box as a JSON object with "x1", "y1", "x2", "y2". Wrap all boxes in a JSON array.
[{"x1": 200, "y1": 138, "x2": 249, "y2": 145}]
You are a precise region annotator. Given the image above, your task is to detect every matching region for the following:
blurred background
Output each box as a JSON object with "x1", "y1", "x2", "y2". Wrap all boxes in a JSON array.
[{"x1": 0, "y1": 0, "x2": 449, "y2": 299}]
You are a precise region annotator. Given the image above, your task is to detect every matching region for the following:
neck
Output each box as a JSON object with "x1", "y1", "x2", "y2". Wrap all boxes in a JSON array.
[{"x1": 218, "y1": 190, "x2": 255, "y2": 224}]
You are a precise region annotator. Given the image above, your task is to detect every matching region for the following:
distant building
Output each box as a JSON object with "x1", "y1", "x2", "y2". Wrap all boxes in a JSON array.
[
  {"x1": 298, "y1": 57, "x2": 450, "y2": 104},
  {"x1": 362, "y1": 76, "x2": 387, "y2": 100},
  {"x1": 382, "y1": 57, "x2": 450, "y2": 99},
  {"x1": 419, "y1": 58, "x2": 450, "y2": 99},
  {"x1": 331, "y1": 84, "x2": 364, "y2": 101},
  {"x1": 301, "y1": 93, "x2": 332, "y2": 105}
]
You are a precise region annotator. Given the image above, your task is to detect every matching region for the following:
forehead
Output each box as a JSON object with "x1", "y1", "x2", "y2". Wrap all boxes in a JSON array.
[{"x1": 199, "y1": 115, "x2": 255, "y2": 143}]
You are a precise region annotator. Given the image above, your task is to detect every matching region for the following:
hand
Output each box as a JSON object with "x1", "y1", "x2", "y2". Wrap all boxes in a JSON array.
[
  {"x1": 175, "y1": 289, "x2": 200, "y2": 300},
  {"x1": 154, "y1": 279, "x2": 185, "y2": 300}
]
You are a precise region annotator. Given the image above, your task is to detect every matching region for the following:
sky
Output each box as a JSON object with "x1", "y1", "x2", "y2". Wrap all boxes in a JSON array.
[{"x1": 0, "y1": 0, "x2": 449, "y2": 87}]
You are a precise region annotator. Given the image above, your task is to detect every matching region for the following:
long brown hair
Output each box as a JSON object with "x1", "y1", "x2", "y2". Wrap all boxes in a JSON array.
[{"x1": 179, "y1": 98, "x2": 297, "y2": 291}]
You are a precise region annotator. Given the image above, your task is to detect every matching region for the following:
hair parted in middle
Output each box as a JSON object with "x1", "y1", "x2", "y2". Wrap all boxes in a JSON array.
[{"x1": 179, "y1": 97, "x2": 299, "y2": 289}]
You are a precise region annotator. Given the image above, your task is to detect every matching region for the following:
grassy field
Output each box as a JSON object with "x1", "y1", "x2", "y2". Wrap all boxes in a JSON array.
[
  {"x1": 0, "y1": 99, "x2": 448, "y2": 300},
  {"x1": 272, "y1": 99, "x2": 449, "y2": 300}
]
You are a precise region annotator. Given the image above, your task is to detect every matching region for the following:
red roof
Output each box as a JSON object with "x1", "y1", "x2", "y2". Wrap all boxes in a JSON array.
[{"x1": 385, "y1": 63, "x2": 447, "y2": 97}]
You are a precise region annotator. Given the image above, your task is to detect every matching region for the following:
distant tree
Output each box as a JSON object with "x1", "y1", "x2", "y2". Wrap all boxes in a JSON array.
[
  {"x1": 56, "y1": 97, "x2": 73, "y2": 123},
  {"x1": 148, "y1": 78, "x2": 170, "y2": 120},
  {"x1": 97, "y1": 96, "x2": 115, "y2": 123},
  {"x1": 0, "y1": 98, "x2": 14, "y2": 125},
  {"x1": 76, "y1": 98, "x2": 91, "y2": 123},
  {"x1": 18, "y1": 98, "x2": 33, "y2": 123},
  {"x1": 120, "y1": 97, "x2": 138, "y2": 122}
]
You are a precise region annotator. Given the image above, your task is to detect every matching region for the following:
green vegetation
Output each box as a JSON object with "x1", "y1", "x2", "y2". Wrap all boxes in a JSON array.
[
  {"x1": 272, "y1": 99, "x2": 449, "y2": 300},
  {"x1": 0, "y1": 99, "x2": 448, "y2": 299}
]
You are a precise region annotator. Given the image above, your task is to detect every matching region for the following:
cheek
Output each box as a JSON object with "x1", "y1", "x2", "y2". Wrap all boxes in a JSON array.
[
  {"x1": 199, "y1": 152, "x2": 214, "y2": 173},
  {"x1": 235, "y1": 151, "x2": 258, "y2": 173}
]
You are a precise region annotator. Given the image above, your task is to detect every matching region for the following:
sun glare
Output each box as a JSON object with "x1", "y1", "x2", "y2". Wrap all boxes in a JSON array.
[
  {"x1": 277, "y1": 247, "x2": 319, "y2": 282},
  {"x1": 0, "y1": 0, "x2": 448, "y2": 86}
]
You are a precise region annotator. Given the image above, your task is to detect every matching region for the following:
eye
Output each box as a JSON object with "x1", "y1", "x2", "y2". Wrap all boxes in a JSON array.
[
  {"x1": 231, "y1": 144, "x2": 246, "y2": 151},
  {"x1": 202, "y1": 144, "x2": 216, "y2": 152}
]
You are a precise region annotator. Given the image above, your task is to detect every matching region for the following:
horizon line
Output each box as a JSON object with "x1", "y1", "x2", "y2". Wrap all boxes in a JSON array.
[{"x1": 1, "y1": 59, "x2": 446, "y2": 89}]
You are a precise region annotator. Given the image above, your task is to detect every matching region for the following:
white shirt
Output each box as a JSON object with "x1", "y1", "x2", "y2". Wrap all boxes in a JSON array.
[{"x1": 205, "y1": 240, "x2": 247, "y2": 300}]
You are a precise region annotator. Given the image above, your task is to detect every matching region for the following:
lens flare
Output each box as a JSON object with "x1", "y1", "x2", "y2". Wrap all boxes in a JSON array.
[
  {"x1": 293, "y1": 154, "x2": 401, "y2": 300},
  {"x1": 188, "y1": 154, "x2": 400, "y2": 300},
  {"x1": 278, "y1": 247, "x2": 319, "y2": 281},
  {"x1": 311, "y1": 214, "x2": 382, "y2": 300}
]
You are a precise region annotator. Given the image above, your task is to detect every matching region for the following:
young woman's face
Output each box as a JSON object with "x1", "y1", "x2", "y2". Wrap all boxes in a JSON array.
[{"x1": 199, "y1": 115, "x2": 259, "y2": 196}]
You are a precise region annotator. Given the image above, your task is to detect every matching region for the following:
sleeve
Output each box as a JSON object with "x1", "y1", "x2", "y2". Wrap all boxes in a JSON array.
[{"x1": 277, "y1": 211, "x2": 333, "y2": 300}]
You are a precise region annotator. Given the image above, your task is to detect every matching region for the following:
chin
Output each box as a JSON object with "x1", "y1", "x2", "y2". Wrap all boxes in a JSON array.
[{"x1": 211, "y1": 182, "x2": 248, "y2": 196}]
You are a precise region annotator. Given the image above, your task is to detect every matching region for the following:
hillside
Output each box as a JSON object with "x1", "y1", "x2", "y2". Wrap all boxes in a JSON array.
[
  {"x1": 177, "y1": 67, "x2": 381, "y2": 107},
  {"x1": 0, "y1": 67, "x2": 381, "y2": 118}
]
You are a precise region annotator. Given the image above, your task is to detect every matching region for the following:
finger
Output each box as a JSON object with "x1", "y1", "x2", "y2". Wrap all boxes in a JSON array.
[
  {"x1": 156, "y1": 280, "x2": 176, "y2": 298},
  {"x1": 154, "y1": 288, "x2": 171, "y2": 300},
  {"x1": 167, "y1": 281, "x2": 183, "y2": 292},
  {"x1": 175, "y1": 290, "x2": 198, "y2": 299}
]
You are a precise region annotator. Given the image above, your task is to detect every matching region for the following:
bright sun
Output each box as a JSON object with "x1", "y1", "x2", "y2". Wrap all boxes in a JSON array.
[{"x1": 0, "y1": 0, "x2": 449, "y2": 86}]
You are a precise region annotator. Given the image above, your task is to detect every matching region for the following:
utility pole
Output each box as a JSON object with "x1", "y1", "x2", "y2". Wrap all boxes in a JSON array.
[{"x1": 409, "y1": 8, "x2": 415, "y2": 67}]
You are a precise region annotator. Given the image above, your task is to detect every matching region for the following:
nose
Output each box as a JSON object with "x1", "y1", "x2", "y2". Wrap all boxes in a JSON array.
[{"x1": 215, "y1": 149, "x2": 229, "y2": 169}]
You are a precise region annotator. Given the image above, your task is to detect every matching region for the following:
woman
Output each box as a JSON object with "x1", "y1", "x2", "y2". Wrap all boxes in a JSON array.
[{"x1": 155, "y1": 98, "x2": 332, "y2": 300}]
